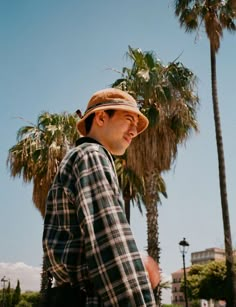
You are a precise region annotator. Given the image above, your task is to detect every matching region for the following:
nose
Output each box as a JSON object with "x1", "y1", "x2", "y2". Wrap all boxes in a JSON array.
[{"x1": 128, "y1": 124, "x2": 138, "y2": 138}]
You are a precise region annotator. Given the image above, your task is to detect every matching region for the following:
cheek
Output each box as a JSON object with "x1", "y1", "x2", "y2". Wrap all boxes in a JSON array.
[{"x1": 110, "y1": 123, "x2": 123, "y2": 135}]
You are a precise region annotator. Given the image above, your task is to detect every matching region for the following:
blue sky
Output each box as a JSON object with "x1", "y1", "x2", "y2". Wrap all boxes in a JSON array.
[{"x1": 0, "y1": 0, "x2": 236, "y2": 299}]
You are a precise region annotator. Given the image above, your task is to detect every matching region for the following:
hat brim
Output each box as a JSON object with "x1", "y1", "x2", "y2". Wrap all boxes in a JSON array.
[{"x1": 76, "y1": 104, "x2": 149, "y2": 136}]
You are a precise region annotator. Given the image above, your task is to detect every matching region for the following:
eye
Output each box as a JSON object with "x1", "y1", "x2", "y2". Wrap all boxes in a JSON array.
[
  {"x1": 126, "y1": 115, "x2": 134, "y2": 122},
  {"x1": 125, "y1": 114, "x2": 138, "y2": 127}
]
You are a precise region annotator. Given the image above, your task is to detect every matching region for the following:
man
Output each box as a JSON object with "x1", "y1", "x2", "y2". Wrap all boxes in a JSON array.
[{"x1": 42, "y1": 88, "x2": 159, "y2": 306}]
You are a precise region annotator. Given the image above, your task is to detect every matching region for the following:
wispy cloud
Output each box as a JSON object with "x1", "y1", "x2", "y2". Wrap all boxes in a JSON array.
[{"x1": 0, "y1": 262, "x2": 41, "y2": 292}]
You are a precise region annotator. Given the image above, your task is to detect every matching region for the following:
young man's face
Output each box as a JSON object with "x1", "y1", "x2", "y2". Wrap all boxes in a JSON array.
[{"x1": 99, "y1": 110, "x2": 139, "y2": 156}]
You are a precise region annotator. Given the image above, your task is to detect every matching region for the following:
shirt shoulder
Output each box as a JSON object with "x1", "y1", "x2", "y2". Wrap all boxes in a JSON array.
[
  {"x1": 67, "y1": 142, "x2": 114, "y2": 167},
  {"x1": 58, "y1": 142, "x2": 115, "y2": 181}
]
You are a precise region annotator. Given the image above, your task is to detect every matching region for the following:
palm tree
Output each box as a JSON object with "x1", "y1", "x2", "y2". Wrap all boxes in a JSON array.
[
  {"x1": 174, "y1": 1, "x2": 236, "y2": 305},
  {"x1": 112, "y1": 46, "x2": 198, "y2": 305},
  {"x1": 112, "y1": 46, "x2": 199, "y2": 264},
  {"x1": 7, "y1": 111, "x2": 78, "y2": 292},
  {"x1": 7, "y1": 112, "x2": 78, "y2": 217}
]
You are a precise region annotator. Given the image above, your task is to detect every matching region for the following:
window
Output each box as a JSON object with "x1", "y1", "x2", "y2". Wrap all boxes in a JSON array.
[{"x1": 179, "y1": 296, "x2": 184, "y2": 302}]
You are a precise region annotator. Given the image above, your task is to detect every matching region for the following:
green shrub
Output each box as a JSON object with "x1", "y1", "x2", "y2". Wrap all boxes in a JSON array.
[{"x1": 16, "y1": 299, "x2": 32, "y2": 307}]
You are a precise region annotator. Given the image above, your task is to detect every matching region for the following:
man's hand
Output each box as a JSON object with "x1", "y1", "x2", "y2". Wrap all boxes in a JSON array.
[{"x1": 142, "y1": 254, "x2": 160, "y2": 289}]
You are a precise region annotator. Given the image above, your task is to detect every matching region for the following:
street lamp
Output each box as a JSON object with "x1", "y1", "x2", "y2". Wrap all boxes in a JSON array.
[{"x1": 179, "y1": 238, "x2": 189, "y2": 307}]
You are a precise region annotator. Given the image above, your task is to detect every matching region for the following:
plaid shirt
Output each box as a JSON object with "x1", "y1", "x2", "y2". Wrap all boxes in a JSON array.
[{"x1": 43, "y1": 138, "x2": 156, "y2": 306}]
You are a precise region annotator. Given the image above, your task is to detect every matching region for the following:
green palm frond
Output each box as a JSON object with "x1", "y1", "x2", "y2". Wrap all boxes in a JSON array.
[{"x1": 115, "y1": 156, "x2": 145, "y2": 205}]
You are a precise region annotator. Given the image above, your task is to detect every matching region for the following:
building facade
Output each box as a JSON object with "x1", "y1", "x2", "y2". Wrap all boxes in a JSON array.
[
  {"x1": 171, "y1": 268, "x2": 189, "y2": 306},
  {"x1": 191, "y1": 248, "x2": 225, "y2": 265}
]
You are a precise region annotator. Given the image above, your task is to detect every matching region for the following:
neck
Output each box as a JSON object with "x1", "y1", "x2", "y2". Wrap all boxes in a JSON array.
[{"x1": 87, "y1": 131, "x2": 101, "y2": 144}]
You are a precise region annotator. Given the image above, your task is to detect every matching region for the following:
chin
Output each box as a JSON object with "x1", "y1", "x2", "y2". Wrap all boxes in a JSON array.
[{"x1": 111, "y1": 149, "x2": 126, "y2": 156}]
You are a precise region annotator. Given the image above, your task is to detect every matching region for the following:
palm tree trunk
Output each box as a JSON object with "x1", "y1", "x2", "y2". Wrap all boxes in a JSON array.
[
  {"x1": 146, "y1": 197, "x2": 160, "y2": 262},
  {"x1": 40, "y1": 254, "x2": 49, "y2": 293},
  {"x1": 39, "y1": 254, "x2": 50, "y2": 306},
  {"x1": 124, "y1": 196, "x2": 131, "y2": 224},
  {"x1": 144, "y1": 172, "x2": 161, "y2": 305},
  {"x1": 210, "y1": 43, "x2": 236, "y2": 307},
  {"x1": 144, "y1": 172, "x2": 160, "y2": 262}
]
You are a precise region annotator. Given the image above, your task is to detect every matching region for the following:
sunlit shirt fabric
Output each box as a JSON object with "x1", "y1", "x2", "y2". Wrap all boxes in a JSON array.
[{"x1": 43, "y1": 138, "x2": 155, "y2": 306}]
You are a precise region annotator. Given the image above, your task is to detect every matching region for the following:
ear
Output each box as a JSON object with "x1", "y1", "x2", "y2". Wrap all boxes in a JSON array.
[{"x1": 94, "y1": 111, "x2": 106, "y2": 127}]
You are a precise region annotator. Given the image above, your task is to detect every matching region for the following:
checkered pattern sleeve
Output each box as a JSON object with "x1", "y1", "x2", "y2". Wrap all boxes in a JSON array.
[{"x1": 73, "y1": 144, "x2": 156, "y2": 306}]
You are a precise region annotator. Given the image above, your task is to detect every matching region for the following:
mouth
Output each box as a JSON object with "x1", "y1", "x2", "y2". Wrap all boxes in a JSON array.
[{"x1": 124, "y1": 136, "x2": 131, "y2": 145}]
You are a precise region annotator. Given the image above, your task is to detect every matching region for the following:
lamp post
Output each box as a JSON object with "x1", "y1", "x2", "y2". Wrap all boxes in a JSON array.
[{"x1": 179, "y1": 238, "x2": 189, "y2": 307}]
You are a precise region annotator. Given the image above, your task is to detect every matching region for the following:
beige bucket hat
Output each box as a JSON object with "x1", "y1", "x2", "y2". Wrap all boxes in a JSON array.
[{"x1": 76, "y1": 88, "x2": 149, "y2": 136}]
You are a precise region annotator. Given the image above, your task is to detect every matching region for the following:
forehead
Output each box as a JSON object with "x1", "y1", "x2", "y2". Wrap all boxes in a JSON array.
[{"x1": 115, "y1": 110, "x2": 139, "y2": 122}]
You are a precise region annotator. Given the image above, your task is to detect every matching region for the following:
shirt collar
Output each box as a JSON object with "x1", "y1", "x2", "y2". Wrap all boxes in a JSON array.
[{"x1": 75, "y1": 137, "x2": 101, "y2": 147}]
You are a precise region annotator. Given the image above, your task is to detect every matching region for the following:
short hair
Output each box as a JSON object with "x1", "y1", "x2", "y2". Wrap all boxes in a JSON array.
[{"x1": 84, "y1": 110, "x2": 116, "y2": 134}]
